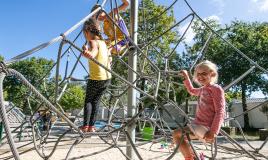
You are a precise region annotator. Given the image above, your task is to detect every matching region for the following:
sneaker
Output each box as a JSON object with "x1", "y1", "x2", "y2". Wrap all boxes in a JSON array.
[
  {"x1": 79, "y1": 126, "x2": 90, "y2": 132},
  {"x1": 88, "y1": 126, "x2": 96, "y2": 132},
  {"x1": 199, "y1": 152, "x2": 205, "y2": 160}
]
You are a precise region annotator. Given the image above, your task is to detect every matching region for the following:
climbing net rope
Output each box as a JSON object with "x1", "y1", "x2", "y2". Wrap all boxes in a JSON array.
[{"x1": 0, "y1": 0, "x2": 267, "y2": 160}]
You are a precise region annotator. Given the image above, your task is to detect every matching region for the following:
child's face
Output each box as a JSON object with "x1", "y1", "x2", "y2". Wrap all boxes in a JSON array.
[{"x1": 195, "y1": 66, "x2": 215, "y2": 86}]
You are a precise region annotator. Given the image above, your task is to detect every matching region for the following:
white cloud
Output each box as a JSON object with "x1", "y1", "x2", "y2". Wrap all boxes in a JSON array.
[
  {"x1": 260, "y1": 0, "x2": 268, "y2": 11},
  {"x1": 178, "y1": 15, "x2": 221, "y2": 44},
  {"x1": 204, "y1": 15, "x2": 221, "y2": 22},
  {"x1": 251, "y1": 0, "x2": 268, "y2": 12},
  {"x1": 211, "y1": 0, "x2": 225, "y2": 15},
  {"x1": 179, "y1": 22, "x2": 195, "y2": 44}
]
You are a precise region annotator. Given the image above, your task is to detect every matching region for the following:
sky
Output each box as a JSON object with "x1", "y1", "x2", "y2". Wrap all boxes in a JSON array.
[{"x1": 0, "y1": 0, "x2": 267, "y2": 97}]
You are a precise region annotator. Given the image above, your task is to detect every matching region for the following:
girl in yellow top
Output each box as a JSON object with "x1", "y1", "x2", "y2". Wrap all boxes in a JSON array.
[
  {"x1": 91, "y1": 0, "x2": 130, "y2": 55},
  {"x1": 80, "y1": 18, "x2": 111, "y2": 132}
]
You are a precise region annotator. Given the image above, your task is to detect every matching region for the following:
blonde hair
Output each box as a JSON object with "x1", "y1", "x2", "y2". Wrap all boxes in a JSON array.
[{"x1": 193, "y1": 60, "x2": 218, "y2": 84}]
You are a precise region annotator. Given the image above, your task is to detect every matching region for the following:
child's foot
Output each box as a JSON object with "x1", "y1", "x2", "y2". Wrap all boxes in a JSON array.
[
  {"x1": 79, "y1": 125, "x2": 90, "y2": 132},
  {"x1": 88, "y1": 126, "x2": 96, "y2": 132},
  {"x1": 168, "y1": 143, "x2": 175, "y2": 151},
  {"x1": 79, "y1": 125, "x2": 96, "y2": 132}
]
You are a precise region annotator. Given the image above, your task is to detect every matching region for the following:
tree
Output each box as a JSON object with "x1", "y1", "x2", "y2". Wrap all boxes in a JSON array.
[
  {"x1": 188, "y1": 20, "x2": 268, "y2": 129},
  {"x1": 0, "y1": 56, "x2": 8, "y2": 99},
  {"x1": 137, "y1": 0, "x2": 192, "y2": 104},
  {"x1": 225, "y1": 91, "x2": 242, "y2": 104},
  {"x1": 109, "y1": 0, "x2": 190, "y2": 106},
  {"x1": 4, "y1": 57, "x2": 54, "y2": 112},
  {"x1": 59, "y1": 83, "x2": 85, "y2": 111},
  {"x1": 260, "y1": 103, "x2": 268, "y2": 122}
]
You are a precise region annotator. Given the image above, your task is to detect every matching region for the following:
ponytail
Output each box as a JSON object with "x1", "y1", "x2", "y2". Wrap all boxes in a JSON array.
[{"x1": 83, "y1": 18, "x2": 103, "y2": 40}]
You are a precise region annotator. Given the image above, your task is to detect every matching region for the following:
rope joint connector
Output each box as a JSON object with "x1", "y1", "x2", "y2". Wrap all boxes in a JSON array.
[
  {"x1": 60, "y1": 33, "x2": 67, "y2": 40},
  {"x1": 0, "y1": 61, "x2": 9, "y2": 74}
]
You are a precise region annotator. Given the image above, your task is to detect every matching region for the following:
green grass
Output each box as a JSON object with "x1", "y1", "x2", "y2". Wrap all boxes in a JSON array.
[{"x1": 232, "y1": 128, "x2": 260, "y2": 141}]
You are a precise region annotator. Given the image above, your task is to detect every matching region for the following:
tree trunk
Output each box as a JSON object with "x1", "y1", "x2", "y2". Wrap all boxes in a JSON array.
[
  {"x1": 136, "y1": 78, "x2": 146, "y2": 132},
  {"x1": 241, "y1": 82, "x2": 250, "y2": 129}
]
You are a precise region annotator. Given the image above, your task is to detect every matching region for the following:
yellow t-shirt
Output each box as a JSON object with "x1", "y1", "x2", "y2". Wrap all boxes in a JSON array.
[
  {"x1": 103, "y1": 14, "x2": 125, "y2": 46},
  {"x1": 88, "y1": 40, "x2": 112, "y2": 80}
]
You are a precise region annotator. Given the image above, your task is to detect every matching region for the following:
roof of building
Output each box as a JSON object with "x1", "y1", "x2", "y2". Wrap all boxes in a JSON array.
[
  {"x1": 232, "y1": 98, "x2": 268, "y2": 104},
  {"x1": 185, "y1": 98, "x2": 268, "y2": 105}
]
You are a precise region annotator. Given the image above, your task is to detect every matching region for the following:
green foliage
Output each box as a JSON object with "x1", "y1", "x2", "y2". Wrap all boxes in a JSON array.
[
  {"x1": 3, "y1": 57, "x2": 85, "y2": 112},
  {"x1": 59, "y1": 84, "x2": 85, "y2": 111},
  {"x1": 225, "y1": 92, "x2": 242, "y2": 112},
  {"x1": 111, "y1": 0, "x2": 190, "y2": 105},
  {"x1": 138, "y1": 0, "x2": 178, "y2": 62},
  {"x1": 188, "y1": 19, "x2": 268, "y2": 129},
  {"x1": 0, "y1": 55, "x2": 8, "y2": 99},
  {"x1": 225, "y1": 91, "x2": 242, "y2": 103},
  {"x1": 188, "y1": 20, "x2": 268, "y2": 95},
  {"x1": 137, "y1": 0, "x2": 190, "y2": 104},
  {"x1": 219, "y1": 21, "x2": 267, "y2": 94},
  {"x1": 4, "y1": 57, "x2": 54, "y2": 111}
]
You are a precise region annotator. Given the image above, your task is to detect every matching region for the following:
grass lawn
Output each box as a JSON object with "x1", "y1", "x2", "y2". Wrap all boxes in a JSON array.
[{"x1": 232, "y1": 128, "x2": 261, "y2": 141}]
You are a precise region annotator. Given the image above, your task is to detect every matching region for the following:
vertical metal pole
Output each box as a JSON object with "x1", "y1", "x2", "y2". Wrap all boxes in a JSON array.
[{"x1": 127, "y1": 0, "x2": 138, "y2": 159}]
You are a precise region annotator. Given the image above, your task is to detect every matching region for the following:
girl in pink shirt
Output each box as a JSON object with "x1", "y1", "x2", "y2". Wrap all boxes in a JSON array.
[{"x1": 172, "y1": 60, "x2": 225, "y2": 160}]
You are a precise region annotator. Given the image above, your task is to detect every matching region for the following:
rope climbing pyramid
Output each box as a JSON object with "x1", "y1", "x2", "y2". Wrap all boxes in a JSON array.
[{"x1": 0, "y1": 0, "x2": 267, "y2": 160}]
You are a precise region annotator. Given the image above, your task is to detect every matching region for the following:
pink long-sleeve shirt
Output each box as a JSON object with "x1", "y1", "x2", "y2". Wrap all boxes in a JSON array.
[{"x1": 184, "y1": 78, "x2": 225, "y2": 135}]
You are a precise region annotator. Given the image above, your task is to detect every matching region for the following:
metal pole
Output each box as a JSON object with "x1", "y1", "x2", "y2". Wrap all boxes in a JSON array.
[{"x1": 127, "y1": 0, "x2": 138, "y2": 159}]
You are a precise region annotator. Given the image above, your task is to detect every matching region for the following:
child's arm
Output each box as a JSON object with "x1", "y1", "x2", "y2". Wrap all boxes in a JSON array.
[
  {"x1": 203, "y1": 130, "x2": 217, "y2": 143},
  {"x1": 180, "y1": 70, "x2": 201, "y2": 96},
  {"x1": 210, "y1": 86, "x2": 225, "y2": 134},
  {"x1": 110, "y1": 0, "x2": 129, "y2": 15},
  {"x1": 98, "y1": 0, "x2": 129, "y2": 21},
  {"x1": 82, "y1": 40, "x2": 98, "y2": 59},
  {"x1": 118, "y1": 0, "x2": 130, "y2": 12},
  {"x1": 204, "y1": 86, "x2": 225, "y2": 143}
]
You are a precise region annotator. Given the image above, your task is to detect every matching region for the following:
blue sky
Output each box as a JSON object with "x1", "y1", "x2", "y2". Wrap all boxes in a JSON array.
[
  {"x1": 1, "y1": 0, "x2": 267, "y2": 60},
  {"x1": 0, "y1": 0, "x2": 267, "y2": 97}
]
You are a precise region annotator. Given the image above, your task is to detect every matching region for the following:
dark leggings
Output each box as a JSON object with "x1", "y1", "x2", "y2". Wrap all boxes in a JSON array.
[{"x1": 83, "y1": 79, "x2": 110, "y2": 126}]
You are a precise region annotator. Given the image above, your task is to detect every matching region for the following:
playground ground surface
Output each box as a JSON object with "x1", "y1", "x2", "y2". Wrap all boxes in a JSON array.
[{"x1": 0, "y1": 136, "x2": 267, "y2": 160}]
